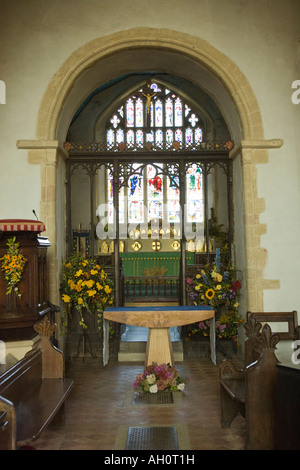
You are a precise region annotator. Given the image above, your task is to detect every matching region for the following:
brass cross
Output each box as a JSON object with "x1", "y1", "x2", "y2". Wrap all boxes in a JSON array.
[{"x1": 151, "y1": 240, "x2": 161, "y2": 251}]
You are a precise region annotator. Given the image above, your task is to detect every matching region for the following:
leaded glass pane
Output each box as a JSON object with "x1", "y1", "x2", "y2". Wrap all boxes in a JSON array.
[
  {"x1": 186, "y1": 165, "x2": 203, "y2": 222},
  {"x1": 174, "y1": 98, "x2": 182, "y2": 127},
  {"x1": 148, "y1": 200, "x2": 162, "y2": 219},
  {"x1": 127, "y1": 130, "x2": 134, "y2": 144},
  {"x1": 110, "y1": 114, "x2": 120, "y2": 128},
  {"x1": 128, "y1": 200, "x2": 144, "y2": 223},
  {"x1": 155, "y1": 100, "x2": 163, "y2": 127},
  {"x1": 166, "y1": 129, "x2": 173, "y2": 144},
  {"x1": 187, "y1": 199, "x2": 203, "y2": 222},
  {"x1": 185, "y1": 128, "x2": 193, "y2": 145},
  {"x1": 135, "y1": 98, "x2": 143, "y2": 127},
  {"x1": 150, "y1": 83, "x2": 161, "y2": 93},
  {"x1": 126, "y1": 99, "x2": 134, "y2": 127},
  {"x1": 107, "y1": 129, "x2": 114, "y2": 145},
  {"x1": 156, "y1": 129, "x2": 163, "y2": 143},
  {"x1": 195, "y1": 128, "x2": 203, "y2": 143},
  {"x1": 150, "y1": 102, "x2": 154, "y2": 127},
  {"x1": 188, "y1": 113, "x2": 198, "y2": 127},
  {"x1": 109, "y1": 200, "x2": 125, "y2": 224},
  {"x1": 146, "y1": 131, "x2": 154, "y2": 142},
  {"x1": 168, "y1": 176, "x2": 180, "y2": 222},
  {"x1": 175, "y1": 129, "x2": 182, "y2": 143},
  {"x1": 185, "y1": 104, "x2": 191, "y2": 117},
  {"x1": 168, "y1": 199, "x2": 180, "y2": 222},
  {"x1": 129, "y1": 174, "x2": 143, "y2": 198},
  {"x1": 165, "y1": 98, "x2": 173, "y2": 127},
  {"x1": 136, "y1": 129, "x2": 143, "y2": 146},
  {"x1": 116, "y1": 129, "x2": 124, "y2": 143}
]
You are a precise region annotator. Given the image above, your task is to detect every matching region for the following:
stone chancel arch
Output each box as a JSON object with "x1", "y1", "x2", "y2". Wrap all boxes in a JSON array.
[
  {"x1": 17, "y1": 28, "x2": 282, "y2": 312},
  {"x1": 36, "y1": 28, "x2": 262, "y2": 142}
]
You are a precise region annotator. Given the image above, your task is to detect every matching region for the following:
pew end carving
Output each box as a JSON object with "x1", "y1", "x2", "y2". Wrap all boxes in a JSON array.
[{"x1": 219, "y1": 313, "x2": 286, "y2": 450}]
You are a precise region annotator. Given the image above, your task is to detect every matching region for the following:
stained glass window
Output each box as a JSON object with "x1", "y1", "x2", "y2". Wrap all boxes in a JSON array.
[
  {"x1": 105, "y1": 82, "x2": 204, "y2": 226},
  {"x1": 105, "y1": 81, "x2": 202, "y2": 149},
  {"x1": 107, "y1": 163, "x2": 203, "y2": 226}
]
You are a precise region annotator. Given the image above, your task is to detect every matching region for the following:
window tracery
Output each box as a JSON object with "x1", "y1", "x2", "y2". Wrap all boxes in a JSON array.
[
  {"x1": 106, "y1": 82, "x2": 205, "y2": 224},
  {"x1": 106, "y1": 82, "x2": 203, "y2": 148}
]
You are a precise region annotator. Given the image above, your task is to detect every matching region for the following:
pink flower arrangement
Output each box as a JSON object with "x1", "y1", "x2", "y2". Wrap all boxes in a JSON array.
[{"x1": 133, "y1": 362, "x2": 188, "y2": 393}]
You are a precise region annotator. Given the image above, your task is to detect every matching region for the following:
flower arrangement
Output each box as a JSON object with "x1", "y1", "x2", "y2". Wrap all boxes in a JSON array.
[
  {"x1": 133, "y1": 363, "x2": 189, "y2": 394},
  {"x1": 186, "y1": 248, "x2": 243, "y2": 344},
  {"x1": 61, "y1": 252, "x2": 114, "y2": 329},
  {"x1": 0, "y1": 237, "x2": 27, "y2": 299}
]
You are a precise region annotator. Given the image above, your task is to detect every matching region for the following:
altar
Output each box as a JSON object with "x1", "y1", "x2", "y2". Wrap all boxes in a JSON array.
[
  {"x1": 103, "y1": 306, "x2": 215, "y2": 366},
  {"x1": 120, "y1": 252, "x2": 195, "y2": 277}
]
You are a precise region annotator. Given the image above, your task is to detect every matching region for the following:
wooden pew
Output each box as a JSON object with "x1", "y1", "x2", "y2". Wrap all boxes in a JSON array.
[
  {"x1": 246, "y1": 310, "x2": 298, "y2": 340},
  {"x1": 219, "y1": 315, "x2": 279, "y2": 449},
  {"x1": 219, "y1": 311, "x2": 298, "y2": 449},
  {"x1": 0, "y1": 317, "x2": 74, "y2": 450}
]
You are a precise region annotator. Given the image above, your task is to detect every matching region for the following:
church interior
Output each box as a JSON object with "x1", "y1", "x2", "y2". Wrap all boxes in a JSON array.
[{"x1": 0, "y1": 0, "x2": 300, "y2": 452}]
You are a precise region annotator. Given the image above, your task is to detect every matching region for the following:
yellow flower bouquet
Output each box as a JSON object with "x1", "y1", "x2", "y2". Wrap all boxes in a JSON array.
[
  {"x1": 0, "y1": 237, "x2": 27, "y2": 299},
  {"x1": 61, "y1": 253, "x2": 113, "y2": 329}
]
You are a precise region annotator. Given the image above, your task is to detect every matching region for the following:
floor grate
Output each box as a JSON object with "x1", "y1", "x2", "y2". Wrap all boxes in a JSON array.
[
  {"x1": 125, "y1": 426, "x2": 179, "y2": 450},
  {"x1": 132, "y1": 391, "x2": 173, "y2": 405}
]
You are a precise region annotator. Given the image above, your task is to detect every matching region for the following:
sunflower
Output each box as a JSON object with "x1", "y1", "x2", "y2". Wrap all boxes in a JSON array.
[{"x1": 205, "y1": 288, "x2": 215, "y2": 300}]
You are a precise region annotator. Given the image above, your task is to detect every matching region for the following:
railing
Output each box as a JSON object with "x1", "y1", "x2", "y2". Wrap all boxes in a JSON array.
[
  {"x1": 64, "y1": 140, "x2": 233, "y2": 154},
  {"x1": 124, "y1": 276, "x2": 179, "y2": 302}
]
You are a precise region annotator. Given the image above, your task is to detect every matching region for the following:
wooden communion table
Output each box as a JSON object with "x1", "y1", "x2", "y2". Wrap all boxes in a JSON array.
[{"x1": 103, "y1": 306, "x2": 215, "y2": 366}]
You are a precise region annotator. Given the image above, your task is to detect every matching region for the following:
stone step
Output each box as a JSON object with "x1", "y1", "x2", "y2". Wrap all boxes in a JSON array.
[{"x1": 118, "y1": 341, "x2": 183, "y2": 362}]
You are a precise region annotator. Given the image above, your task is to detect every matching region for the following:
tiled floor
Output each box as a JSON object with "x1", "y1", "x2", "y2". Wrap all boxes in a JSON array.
[{"x1": 33, "y1": 354, "x2": 246, "y2": 451}]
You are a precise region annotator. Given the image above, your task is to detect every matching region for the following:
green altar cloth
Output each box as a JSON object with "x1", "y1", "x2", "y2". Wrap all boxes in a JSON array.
[{"x1": 120, "y1": 252, "x2": 194, "y2": 277}]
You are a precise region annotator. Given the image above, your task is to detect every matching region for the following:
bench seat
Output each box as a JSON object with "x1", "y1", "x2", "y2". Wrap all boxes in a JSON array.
[
  {"x1": 16, "y1": 377, "x2": 74, "y2": 444},
  {"x1": 220, "y1": 378, "x2": 245, "y2": 403}
]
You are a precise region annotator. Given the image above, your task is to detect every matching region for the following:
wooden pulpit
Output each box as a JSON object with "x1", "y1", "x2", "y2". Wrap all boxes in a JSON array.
[{"x1": 0, "y1": 219, "x2": 52, "y2": 341}]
